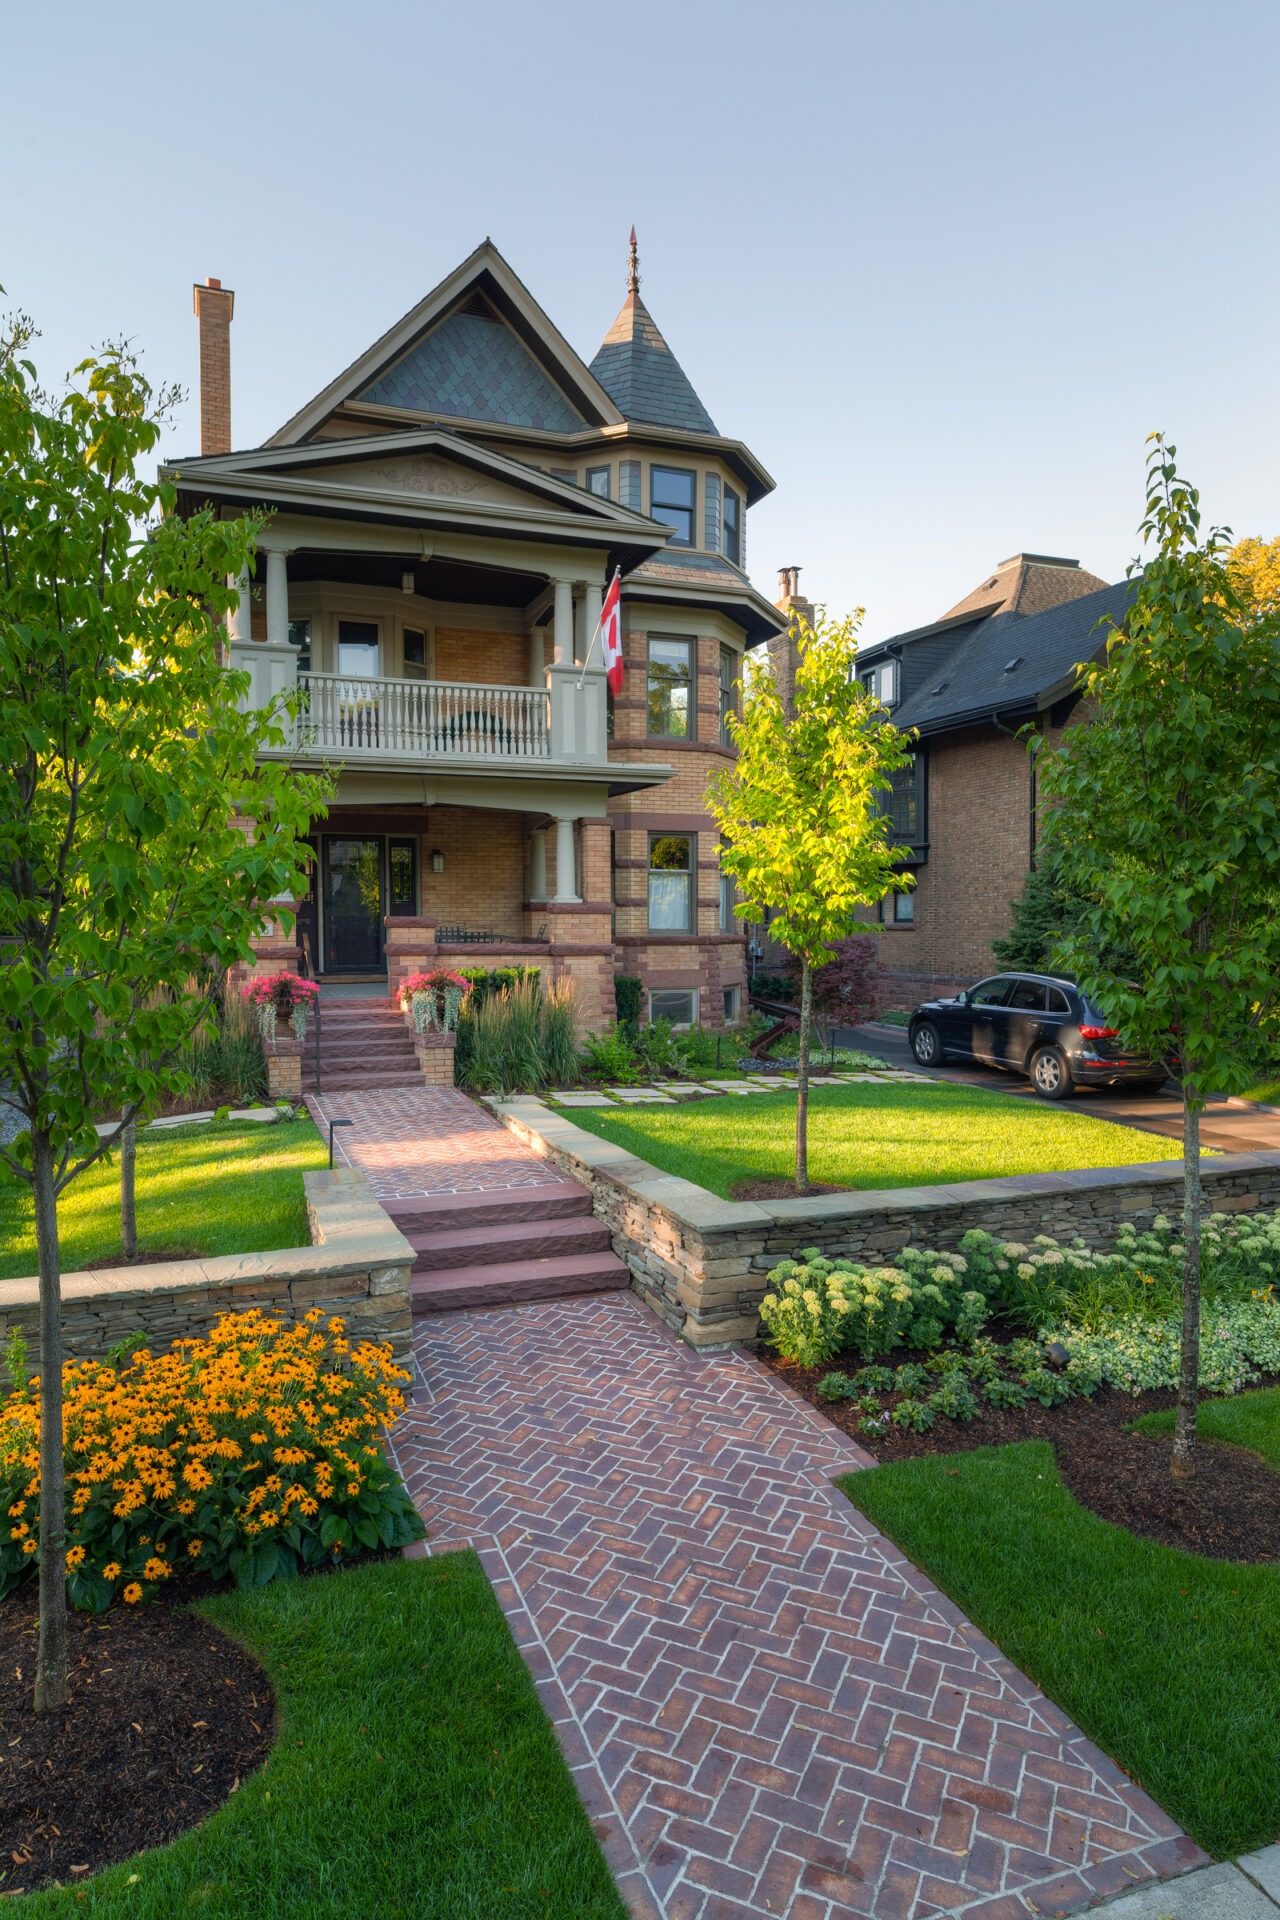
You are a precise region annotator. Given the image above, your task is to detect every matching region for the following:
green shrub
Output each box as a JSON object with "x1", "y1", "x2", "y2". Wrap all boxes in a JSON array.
[
  {"x1": 580, "y1": 1023, "x2": 644, "y2": 1086},
  {"x1": 759, "y1": 1240, "x2": 1004, "y2": 1366},
  {"x1": 457, "y1": 965, "x2": 541, "y2": 1005},
  {"x1": 635, "y1": 1018, "x2": 681, "y2": 1076},
  {"x1": 929, "y1": 1374, "x2": 979, "y2": 1423},
  {"x1": 815, "y1": 1371, "x2": 860, "y2": 1402},
  {"x1": 613, "y1": 974, "x2": 643, "y2": 1034},
  {"x1": 984, "y1": 1375, "x2": 1029, "y2": 1410},
  {"x1": 675, "y1": 1023, "x2": 721, "y2": 1073},
  {"x1": 892, "y1": 1397, "x2": 935, "y2": 1432}
]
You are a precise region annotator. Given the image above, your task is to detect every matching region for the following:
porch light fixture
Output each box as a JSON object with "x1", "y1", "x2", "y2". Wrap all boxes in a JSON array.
[
  {"x1": 328, "y1": 1117, "x2": 353, "y2": 1170},
  {"x1": 401, "y1": 569, "x2": 415, "y2": 594},
  {"x1": 430, "y1": 849, "x2": 444, "y2": 873}
]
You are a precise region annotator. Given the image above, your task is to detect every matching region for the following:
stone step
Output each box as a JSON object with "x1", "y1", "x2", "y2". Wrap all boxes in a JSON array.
[
  {"x1": 384, "y1": 1183, "x2": 591, "y2": 1232},
  {"x1": 411, "y1": 1249, "x2": 631, "y2": 1314},
  {"x1": 408, "y1": 1213, "x2": 612, "y2": 1271},
  {"x1": 300, "y1": 1067, "x2": 424, "y2": 1092},
  {"x1": 311, "y1": 1044, "x2": 420, "y2": 1068}
]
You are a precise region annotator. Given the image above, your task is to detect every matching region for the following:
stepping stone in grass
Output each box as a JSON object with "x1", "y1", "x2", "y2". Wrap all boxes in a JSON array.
[
  {"x1": 145, "y1": 1111, "x2": 217, "y2": 1129},
  {"x1": 610, "y1": 1088, "x2": 675, "y2": 1103},
  {"x1": 550, "y1": 1093, "x2": 618, "y2": 1107},
  {"x1": 227, "y1": 1106, "x2": 283, "y2": 1123}
]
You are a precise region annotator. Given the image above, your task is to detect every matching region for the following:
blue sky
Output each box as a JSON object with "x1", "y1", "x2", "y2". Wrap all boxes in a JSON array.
[{"x1": 5, "y1": 0, "x2": 1277, "y2": 637}]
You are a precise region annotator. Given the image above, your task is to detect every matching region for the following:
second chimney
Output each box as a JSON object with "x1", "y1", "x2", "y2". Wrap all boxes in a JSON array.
[
  {"x1": 193, "y1": 277, "x2": 235, "y2": 455},
  {"x1": 770, "y1": 565, "x2": 815, "y2": 715}
]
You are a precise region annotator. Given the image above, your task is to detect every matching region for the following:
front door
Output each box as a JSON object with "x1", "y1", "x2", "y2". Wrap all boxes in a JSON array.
[{"x1": 323, "y1": 837, "x2": 384, "y2": 972}]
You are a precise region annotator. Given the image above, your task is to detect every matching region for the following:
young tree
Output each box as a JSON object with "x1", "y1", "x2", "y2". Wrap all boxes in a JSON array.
[
  {"x1": 0, "y1": 314, "x2": 330, "y2": 1709},
  {"x1": 1039, "y1": 438, "x2": 1280, "y2": 1479},
  {"x1": 710, "y1": 610, "x2": 912, "y2": 1191}
]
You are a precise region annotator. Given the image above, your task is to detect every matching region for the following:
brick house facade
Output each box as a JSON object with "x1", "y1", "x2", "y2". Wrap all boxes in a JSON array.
[
  {"x1": 165, "y1": 238, "x2": 784, "y2": 1030},
  {"x1": 854, "y1": 554, "x2": 1132, "y2": 1003}
]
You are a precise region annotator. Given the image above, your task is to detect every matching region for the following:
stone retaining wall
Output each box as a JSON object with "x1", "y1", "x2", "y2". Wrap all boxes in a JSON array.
[
  {"x1": 0, "y1": 1168, "x2": 414, "y2": 1369},
  {"x1": 489, "y1": 1097, "x2": 1280, "y2": 1348}
]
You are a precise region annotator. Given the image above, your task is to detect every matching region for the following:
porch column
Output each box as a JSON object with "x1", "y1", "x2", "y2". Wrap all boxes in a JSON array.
[
  {"x1": 265, "y1": 547, "x2": 291, "y2": 647},
  {"x1": 529, "y1": 827, "x2": 548, "y2": 900},
  {"x1": 553, "y1": 817, "x2": 580, "y2": 903},
  {"x1": 576, "y1": 582, "x2": 602, "y2": 666},
  {"x1": 228, "y1": 562, "x2": 252, "y2": 643},
  {"x1": 552, "y1": 578, "x2": 574, "y2": 666}
]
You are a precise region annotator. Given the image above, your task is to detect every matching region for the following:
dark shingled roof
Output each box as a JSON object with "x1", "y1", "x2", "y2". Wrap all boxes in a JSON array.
[
  {"x1": 589, "y1": 291, "x2": 718, "y2": 436},
  {"x1": 890, "y1": 577, "x2": 1138, "y2": 736}
]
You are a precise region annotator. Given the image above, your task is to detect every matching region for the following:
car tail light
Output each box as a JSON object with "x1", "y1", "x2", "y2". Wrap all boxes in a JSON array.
[{"x1": 1079, "y1": 1025, "x2": 1119, "y2": 1040}]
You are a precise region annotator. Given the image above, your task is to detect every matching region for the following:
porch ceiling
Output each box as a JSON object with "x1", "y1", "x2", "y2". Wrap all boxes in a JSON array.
[{"x1": 287, "y1": 549, "x2": 540, "y2": 609}]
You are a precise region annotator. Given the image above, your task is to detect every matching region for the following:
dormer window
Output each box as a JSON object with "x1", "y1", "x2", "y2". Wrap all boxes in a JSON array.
[
  {"x1": 860, "y1": 658, "x2": 899, "y2": 708},
  {"x1": 651, "y1": 466, "x2": 696, "y2": 547}
]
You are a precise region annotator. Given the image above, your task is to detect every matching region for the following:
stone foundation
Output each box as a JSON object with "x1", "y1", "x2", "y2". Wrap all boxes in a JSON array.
[
  {"x1": 0, "y1": 1168, "x2": 414, "y2": 1368},
  {"x1": 488, "y1": 1097, "x2": 1280, "y2": 1348}
]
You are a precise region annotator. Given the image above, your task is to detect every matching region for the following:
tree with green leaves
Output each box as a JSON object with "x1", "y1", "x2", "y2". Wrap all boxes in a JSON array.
[
  {"x1": 709, "y1": 609, "x2": 913, "y2": 1192},
  {"x1": 0, "y1": 310, "x2": 330, "y2": 1710},
  {"x1": 991, "y1": 839, "x2": 1137, "y2": 978},
  {"x1": 1038, "y1": 437, "x2": 1280, "y2": 1479}
]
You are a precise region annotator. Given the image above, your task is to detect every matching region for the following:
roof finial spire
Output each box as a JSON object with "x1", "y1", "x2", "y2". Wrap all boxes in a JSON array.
[{"x1": 627, "y1": 225, "x2": 640, "y2": 294}]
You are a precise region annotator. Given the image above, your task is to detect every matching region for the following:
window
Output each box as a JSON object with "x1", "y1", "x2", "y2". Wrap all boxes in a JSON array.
[
  {"x1": 650, "y1": 465, "x2": 696, "y2": 546},
  {"x1": 648, "y1": 833, "x2": 693, "y2": 932},
  {"x1": 288, "y1": 618, "x2": 311, "y2": 674},
  {"x1": 647, "y1": 638, "x2": 693, "y2": 738},
  {"x1": 387, "y1": 838, "x2": 418, "y2": 917},
  {"x1": 1008, "y1": 980, "x2": 1048, "y2": 1011},
  {"x1": 550, "y1": 467, "x2": 577, "y2": 485},
  {"x1": 403, "y1": 628, "x2": 428, "y2": 678},
  {"x1": 719, "y1": 645, "x2": 737, "y2": 746},
  {"x1": 337, "y1": 620, "x2": 379, "y2": 679},
  {"x1": 860, "y1": 658, "x2": 899, "y2": 707},
  {"x1": 650, "y1": 988, "x2": 697, "y2": 1027},
  {"x1": 723, "y1": 487, "x2": 741, "y2": 565},
  {"x1": 880, "y1": 890, "x2": 915, "y2": 925},
  {"x1": 719, "y1": 868, "x2": 736, "y2": 933},
  {"x1": 970, "y1": 977, "x2": 1014, "y2": 1007},
  {"x1": 1047, "y1": 986, "x2": 1071, "y2": 1015},
  {"x1": 881, "y1": 754, "x2": 924, "y2": 845},
  {"x1": 586, "y1": 466, "x2": 611, "y2": 499},
  {"x1": 723, "y1": 985, "x2": 741, "y2": 1023}
]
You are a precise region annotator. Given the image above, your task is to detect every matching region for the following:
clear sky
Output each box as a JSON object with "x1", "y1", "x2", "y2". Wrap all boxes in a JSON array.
[{"x1": 5, "y1": 0, "x2": 1277, "y2": 638}]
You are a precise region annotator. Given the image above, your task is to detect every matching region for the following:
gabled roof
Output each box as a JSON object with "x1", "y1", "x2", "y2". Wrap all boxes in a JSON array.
[
  {"x1": 890, "y1": 577, "x2": 1138, "y2": 737},
  {"x1": 588, "y1": 231, "x2": 718, "y2": 436},
  {"x1": 269, "y1": 240, "x2": 625, "y2": 445}
]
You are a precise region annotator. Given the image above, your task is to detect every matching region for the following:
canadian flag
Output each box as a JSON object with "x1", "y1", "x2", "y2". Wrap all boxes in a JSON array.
[{"x1": 600, "y1": 569, "x2": 624, "y2": 694}]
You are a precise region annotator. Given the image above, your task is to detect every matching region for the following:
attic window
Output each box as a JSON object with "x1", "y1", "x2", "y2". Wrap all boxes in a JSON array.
[{"x1": 1003, "y1": 657, "x2": 1024, "y2": 673}]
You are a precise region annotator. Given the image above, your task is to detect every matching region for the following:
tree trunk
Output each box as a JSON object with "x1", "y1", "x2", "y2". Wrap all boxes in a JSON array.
[
  {"x1": 120, "y1": 1117, "x2": 136, "y2": 1261},
  {"x1": 31, "y1": 1129, "x2": 68, "y2": 1713},
  {"x1": 796, "y1": 959, "x2": 812, "y2": 1194},
  {"x1": 1170, "y1": 1090, "x2": 1202, "y2": 1482}
]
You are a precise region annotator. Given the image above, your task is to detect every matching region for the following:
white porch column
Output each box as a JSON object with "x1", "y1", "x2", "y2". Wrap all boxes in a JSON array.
[
  {"x1": 553, "y1": 817, "x2": 580, "y2": 903},
  {"x1": 265, "y1": 547, "x2": 291, "y2": 647},
  {"x1": 552, "y1": 578, "x2": 574, "y2": 666},
  {"x1": 228, "y1": 562, "x2": 252, "y2": 643},
  {"x1": 529, "y1": 827, "x2": 548, "y2": 900},
  {"x1": 576, "y1": 582, "x2": 602, "y2": 666}
]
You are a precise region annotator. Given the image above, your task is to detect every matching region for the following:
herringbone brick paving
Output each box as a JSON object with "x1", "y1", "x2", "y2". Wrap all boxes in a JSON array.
[
  {"x1": 394, "y1": 1294, "x2": 1204, "y2": 1920},
  {"x1": 305, "y1": 1087, "x2": 581, "y2": 1199}
]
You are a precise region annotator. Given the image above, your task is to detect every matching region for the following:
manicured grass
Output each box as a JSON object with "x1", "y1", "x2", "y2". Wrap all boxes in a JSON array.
[
  {"x1": 838, "y1": 1436, "x2": 1280, "y2": 1856},
  {"x1": 0, "y1": 1118, "x2": 329, "y2": 1279},
  {"x1": 1238, "y1": 1078, "x2": 1280, "y2": 1107},
  {"x1": 1132, "y1": 1387, "x2": 1280, "y2": 1466},
  {"x1": 29, "y1": 1553, "x2": 626, "y2": 1919},
  {"x1": 562, "y1": 1081, "x2": 1187, "y2": 1197}
]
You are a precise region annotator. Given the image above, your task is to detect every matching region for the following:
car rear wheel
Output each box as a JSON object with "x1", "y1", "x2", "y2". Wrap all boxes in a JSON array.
[
  {"x1": 911, "y1": 1021, "x2": 942, "y2": 1067},
  {"x1": 1030, "y1": 1046, "x2": 1073, "y2": 1099}
]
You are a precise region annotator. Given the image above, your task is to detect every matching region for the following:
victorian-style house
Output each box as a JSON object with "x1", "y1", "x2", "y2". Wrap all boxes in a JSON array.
[{"x1": 168, "y1": 238, "x2": 783, "y2": 1029}]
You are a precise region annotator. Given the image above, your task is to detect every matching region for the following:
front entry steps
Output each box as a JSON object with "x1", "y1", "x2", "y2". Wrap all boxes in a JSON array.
[
  {"x1": 302, "y1": 1000, "x2": 422, "y2": 1094},
  {"x1": 387, "y1": 1183, "x2": 631, "y2": 1314}
]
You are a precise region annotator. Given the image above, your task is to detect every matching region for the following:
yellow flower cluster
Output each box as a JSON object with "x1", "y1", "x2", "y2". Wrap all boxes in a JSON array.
[{"x1": 0, "y1": 1309, "x2": 414, "y2": 1612}]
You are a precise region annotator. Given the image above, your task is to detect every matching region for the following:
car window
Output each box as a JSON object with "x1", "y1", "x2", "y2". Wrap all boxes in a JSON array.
[
  {"x1": 1008, "y1": 981, "x2": 1048, "y2": 1012},
  {"x1": 1046, "y1": 987, "x2": 1070, "y2": 1015},
  {"x1": 969, "y1": 977, "x2": 1014, "y2": 1007}
]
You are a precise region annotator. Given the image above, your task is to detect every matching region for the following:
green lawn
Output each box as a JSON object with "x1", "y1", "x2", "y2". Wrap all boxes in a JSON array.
[
  {"x1": 562, "y1": 1081, "x2": 1187, "y2": 1197},
  {"x1": 0, "y1": 1117, "x2": 329, "y2": 1279},
  {"x1": 27, "y1": 1553, "x2": 625, "y2": 1919},
  {"x1": 839, "y1": 1422, "x2": 1280, "y2": 1857},
  {"x1": 1238, "y1": 1078, "x2": 1280, "y2": 1107},
  {"x1": 1132, "y1": 1387, "x2": 1280, "y2": 1466}
]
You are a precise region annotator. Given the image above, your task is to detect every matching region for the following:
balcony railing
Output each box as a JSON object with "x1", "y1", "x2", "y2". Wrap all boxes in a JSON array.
[{"x1": 294, "y1": 672, "x2": 551, "y2": 761}]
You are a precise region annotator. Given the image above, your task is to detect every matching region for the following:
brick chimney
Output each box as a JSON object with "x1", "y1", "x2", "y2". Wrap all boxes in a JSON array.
[
  {"x1": 192, "y1": 277, "x2": 234, "y2": 454},
  {"x1": 770, "y1": 565, "x2": 815, "y2": 715}
]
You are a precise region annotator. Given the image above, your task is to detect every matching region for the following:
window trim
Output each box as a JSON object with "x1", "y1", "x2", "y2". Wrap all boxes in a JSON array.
[
  {"x1": 647, "y1": 831, "x2": 694, "y2": 934},
  {"x1": 650, "y1": 464, "x2": 698, "y2": 548},
  {"x1": 646, "y1": 636, "x2": 695, "y2": 741}
]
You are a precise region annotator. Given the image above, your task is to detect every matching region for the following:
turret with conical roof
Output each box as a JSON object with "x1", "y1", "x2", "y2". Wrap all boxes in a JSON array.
[{"x1": 589, "y1": 229, "x2": 719, "y2": 436}]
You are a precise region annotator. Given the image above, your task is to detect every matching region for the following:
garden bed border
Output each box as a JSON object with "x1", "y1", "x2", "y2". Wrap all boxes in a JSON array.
[
  {"x1": 486, "y1": 1096, "x2": 1280, "y2": 1348},
  {"x1": 0, "y1": 1169, "x2": 415, "y2": 1368}
]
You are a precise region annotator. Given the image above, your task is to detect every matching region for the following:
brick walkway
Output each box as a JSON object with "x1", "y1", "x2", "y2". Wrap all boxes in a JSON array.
[
  {"x1": 394, "y1": 1294, "x2": 1202, "y2": 1920},
  {"x1": 304, "y1": 1087, "x2": 579, "y2": 1200}
]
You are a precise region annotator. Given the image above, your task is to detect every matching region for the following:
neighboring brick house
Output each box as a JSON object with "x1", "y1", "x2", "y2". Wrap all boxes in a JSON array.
[
  {"x1": 166, "y1": 238, "x2": 784, "y2": 1030},
  {"x1": 854, "y1": 553, "x2": 1133, "y2": 1002}
]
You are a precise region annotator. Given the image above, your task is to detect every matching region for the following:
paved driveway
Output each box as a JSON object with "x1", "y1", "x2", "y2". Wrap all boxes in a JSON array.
[{"x1": 394, "y1": 1293, "x2": 1200, "y2": 1919}]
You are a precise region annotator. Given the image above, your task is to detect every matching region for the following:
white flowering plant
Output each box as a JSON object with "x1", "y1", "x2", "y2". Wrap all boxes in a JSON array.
[{"x1": 1003, "y1": 1211, "x2": 1280, "y2": 1332}]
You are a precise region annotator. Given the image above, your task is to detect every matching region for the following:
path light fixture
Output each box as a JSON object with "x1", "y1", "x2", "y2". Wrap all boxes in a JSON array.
[{"x1": 328, "y1": 1117, "x2": 354, "y2": 1170}]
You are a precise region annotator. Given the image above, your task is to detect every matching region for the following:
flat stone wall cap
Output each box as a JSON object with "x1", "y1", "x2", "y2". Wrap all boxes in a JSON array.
[
  {"x1": 661, "y1": 1189, "x2": 771, "y2": 1232},
  {"x1": 196, "y1": 1252, "x2": 279, "y2": 1286}
]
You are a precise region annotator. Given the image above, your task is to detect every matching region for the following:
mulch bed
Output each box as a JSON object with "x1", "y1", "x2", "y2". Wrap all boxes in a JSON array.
[
  {"x1": 89, "y1": 1248, "x2": 203, "y2": 1271},
  {"x1": 0, "y1": 1580, "x2": 274, "y2": 1894},
  {"x1": 731, "y1": 1178, "x2": 851, "y2": 1201},
  {"x1": 763, "y1": 1350, "x2": 1280, "y2": 1563}
]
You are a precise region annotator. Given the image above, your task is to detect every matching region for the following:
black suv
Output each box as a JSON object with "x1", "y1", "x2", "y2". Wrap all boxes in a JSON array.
[{"x1": 907, "y1": 973, "x2": 1171, "y2": 1099}]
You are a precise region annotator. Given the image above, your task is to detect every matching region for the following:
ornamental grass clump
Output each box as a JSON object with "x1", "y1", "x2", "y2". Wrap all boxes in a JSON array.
[{"x1": 0, "y1": 1308, "x2": 422, "y2": 1613}]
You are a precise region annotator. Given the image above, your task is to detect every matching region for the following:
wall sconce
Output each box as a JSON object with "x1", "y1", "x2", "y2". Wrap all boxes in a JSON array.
[
  {"x1": 401, "y1": 569, "x2": 415, "y2": 594},
  {"x1": 430, "y1": 849, "x2": 444, "y2": 873}
]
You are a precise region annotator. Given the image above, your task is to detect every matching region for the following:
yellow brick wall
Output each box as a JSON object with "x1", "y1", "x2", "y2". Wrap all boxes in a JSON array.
[{"x1": 434, "y1": 628, "x2": 532, "y2": 686}]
